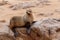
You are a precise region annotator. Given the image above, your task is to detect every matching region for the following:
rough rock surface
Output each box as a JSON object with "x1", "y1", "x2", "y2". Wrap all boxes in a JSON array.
[
  {"x1": 9, "y1": 1, "x2": 40, "y2": 10},
  {"x1": 0, "y1": 21, "x2": 15, "y2": 40},
  {"x1": 31, "y1": 18, "x2": 60, "y2": 40},
  {"x1": 0, "y1": 18, "x2": 60, "y2": 40},
  {"x1": 0, "y1": 0, "x2": 8, "y2": 5},
  {"x1": 15, "y1": 18, "x2": 60, "y2": 40},
  {"x1": 0, "y1": 34, "x2": 15, "y2": 40},
  {"x1": 8, "y1": 0, "x2": 51, "y2": 10}
]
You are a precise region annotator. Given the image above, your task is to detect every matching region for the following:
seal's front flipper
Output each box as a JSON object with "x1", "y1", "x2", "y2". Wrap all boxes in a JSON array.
[{"x1": 12, "y1": 27, "x2": 19, "y2": 37}]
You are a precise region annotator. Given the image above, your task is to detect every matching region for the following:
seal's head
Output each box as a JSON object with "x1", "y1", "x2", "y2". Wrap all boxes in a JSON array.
[{"x1": 26, "y1": 9, "x2": 32, "y2": 15}]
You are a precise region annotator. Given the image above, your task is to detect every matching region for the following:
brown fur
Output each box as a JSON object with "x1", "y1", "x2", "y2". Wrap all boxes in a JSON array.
[{"x1": 9, "y1": 9, "x2": 34, "y2": 37}]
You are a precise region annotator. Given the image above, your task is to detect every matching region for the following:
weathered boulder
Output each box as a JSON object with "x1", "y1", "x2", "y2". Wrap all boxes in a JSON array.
[
  {"x1": 31, "y1": 18, "x2": 60, "y2": 40},
  {"x1": 0, "y1": 34, "x2": 15, "y2": 40},
  {"x1": 0, "y1": 22, "x2": 15, "y2": 40},
  {"x1": 0, "y1": 18, "x2": 60, "y2": 40},
  {"x1": 0, "y1": 0, "x2": 8, "y2": 6},
  {"x1": 15, "y1": 18, "x2": 60, "y2": 40},
  {"x1": 15, "y1": 28, "x2": 33, "y2": 40},
  {"x1": 9, "y1": 1, "x2": 40, "y2": 10}
]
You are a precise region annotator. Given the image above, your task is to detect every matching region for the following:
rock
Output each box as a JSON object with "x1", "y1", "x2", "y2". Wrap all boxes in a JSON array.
[
  {"x1": 8, "y1": 0, "x2": 51, "y2": 10},
  {"x1": 0, "y1": 18, "x2": 60, "y2": 40},
  {"x1": 31, "y1": 18, "x2": 60, "y2": 40},
  {"x1": 0, "y1": 0, "x2": 8, "y2": 6},
  {"x1": 8, "y1": 18, "x2": 60, "y2": 40},
  {"x1": 38, "y1": 12, "x2": 53, "y2": 17},
  {"x1": 38, "y1": 0, "x2": 51, "y2": 5},
  {"x1": 0, "y1": 22, "x2": 14, "y2": 36},
  {"x1": 0, "y1": 20, "x2": 6, "y2": 22},
  {"x1": 55, "y1": 9, "x2": 60, "y2": 13},
  {"x1": 9, "y1": 1, "x2": 40, "y2": 10},
  {"x1": 31, "y1": 19, "x2": 50, "y2": 40},
  {"x1": 15, "y1": 28, "x2": 33, "y2": 40},
  {"x1": 0, "y1": 22, "x2": 15, "y2": 40},
  {"x1": 0, "y1": 34, "x2": 15, "y2": 40}
]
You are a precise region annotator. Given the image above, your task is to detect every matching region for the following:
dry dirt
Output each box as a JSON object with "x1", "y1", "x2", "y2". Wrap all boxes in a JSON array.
[{"x1": 0, "y1": 0, "x2": 60, "y2": 22}]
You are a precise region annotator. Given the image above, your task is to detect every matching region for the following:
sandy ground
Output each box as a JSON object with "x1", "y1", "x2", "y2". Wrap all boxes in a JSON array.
[{"x1": 0, "y1": 0, "x2": 60, "y2": 23}]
